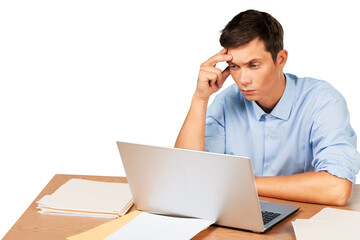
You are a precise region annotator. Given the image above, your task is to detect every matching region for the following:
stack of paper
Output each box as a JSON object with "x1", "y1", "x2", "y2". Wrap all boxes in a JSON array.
[
  {"x1": 292, "y1": 207, "x2": 360, "y2": 240},
  {"x1": 37, "y1": 178, "x2": 133, "y2": 218},
  {"x1": 67, "y1": 210, "x2": 215, "y2": 240}
]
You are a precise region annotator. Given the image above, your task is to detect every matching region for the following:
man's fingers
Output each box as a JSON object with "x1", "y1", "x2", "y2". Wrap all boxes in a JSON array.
[
  {"x1": 219, "y1": 66, "x2": 231, "y2": 88},
  {"x1": 200, "y1": 65, "x2": 231, "y2": 90},
  {"x1": 202, "y1": 50, "x2": 232, "y2": 67},
  {"x1": 195, "y1": 49, "x2": 232, "y2": 100},
  {"x1": 200, "y1": 66, "x2": 222, "y2": 80},
  {"x1": 202, "y1": 54, "x2": 232, "y2": 67},
  {"x1": 216, "y1": 48, "x2": 228, "y2": 55},
  {"x1": 215, "y1": 66, "x2": 231, "y2": 89}
]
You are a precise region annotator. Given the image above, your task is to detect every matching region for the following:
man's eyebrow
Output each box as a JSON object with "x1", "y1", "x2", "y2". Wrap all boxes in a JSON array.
[
  {"x1": 227, "y1": 58, "x2": 263, "y2": 65},
  {"x1": 247, "y1": 58, "x2": 262, "y2": 63}
]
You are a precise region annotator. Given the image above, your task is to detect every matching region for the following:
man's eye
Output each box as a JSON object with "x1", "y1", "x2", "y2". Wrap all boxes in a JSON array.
[
  {"x1": 250, "y1": 64, "x2": 260, "y2": 68},
  {"x1": 230, "y1": 65, "x2": 238, "y2": 69}
]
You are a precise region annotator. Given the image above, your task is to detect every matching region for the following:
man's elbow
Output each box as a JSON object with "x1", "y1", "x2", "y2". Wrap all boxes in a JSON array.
[{"x1": 328, "y1": 179, "x2": 352, "y2": 206}]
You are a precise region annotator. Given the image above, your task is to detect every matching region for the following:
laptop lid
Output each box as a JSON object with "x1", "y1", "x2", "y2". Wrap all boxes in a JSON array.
[{"x1": 117, "y1": 141, "x2": 298, "y2": 233}]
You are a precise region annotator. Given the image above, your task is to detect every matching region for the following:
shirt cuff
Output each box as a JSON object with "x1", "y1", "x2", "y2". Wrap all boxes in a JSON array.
[{"x1": 315, "y1": 163, "x2": 356, "y2": 184}]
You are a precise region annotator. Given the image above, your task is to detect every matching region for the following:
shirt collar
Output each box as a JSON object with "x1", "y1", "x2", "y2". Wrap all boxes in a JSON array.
[{"x1": 251, "y1": 73, "x2": 295, "y2": 121}]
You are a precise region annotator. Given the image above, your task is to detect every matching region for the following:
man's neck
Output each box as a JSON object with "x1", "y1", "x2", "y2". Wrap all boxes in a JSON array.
[{"x1": 256, "y1": 73, "x2": 286, "y2": 114}]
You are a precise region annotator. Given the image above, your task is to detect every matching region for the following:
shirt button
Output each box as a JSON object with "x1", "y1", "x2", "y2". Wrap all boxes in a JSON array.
[{"x1": 266, "y1": 164, "x2": 271, "y2": 169}]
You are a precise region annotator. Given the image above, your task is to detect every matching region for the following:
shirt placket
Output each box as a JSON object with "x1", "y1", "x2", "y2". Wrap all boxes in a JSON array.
[{"x1": 263, "y1": 114, "x2": 277, "y2": 176}]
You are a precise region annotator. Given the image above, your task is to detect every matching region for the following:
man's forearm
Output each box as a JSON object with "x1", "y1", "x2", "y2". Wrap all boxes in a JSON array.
[
  {"x1": 255, "y1": 171, "x2": 352, "y2": 206},
  {"x1": 174, "y1": 95, "x2": 208, "y2": 151},
  {"x1": 175, "y1": 49, "x2": 231, "y2": 150}
]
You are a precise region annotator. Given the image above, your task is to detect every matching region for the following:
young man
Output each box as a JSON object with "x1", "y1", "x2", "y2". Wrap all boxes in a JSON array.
[{"x1": 175, "y1": 10, "x2": 360, "y2": 206}]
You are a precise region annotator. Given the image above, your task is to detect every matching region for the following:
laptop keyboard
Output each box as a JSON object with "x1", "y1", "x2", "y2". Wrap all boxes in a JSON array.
[{"x1": 261, "y1": 211, "x2": 281, "y2": 225}]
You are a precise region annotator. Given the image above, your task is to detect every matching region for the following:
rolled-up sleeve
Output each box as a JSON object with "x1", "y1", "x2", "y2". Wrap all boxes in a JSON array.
[
  {"x1": 310, "y1": 98, "x2": 360, "y2": 183},
  {"x1": 205, "y1": 98, "x2": 226, "y2": 154}
]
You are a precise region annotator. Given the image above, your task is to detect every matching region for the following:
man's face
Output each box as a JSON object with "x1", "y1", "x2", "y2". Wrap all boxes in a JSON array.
[{"x1": 227, "y1": 38, "x2": 286, "y2": 111}]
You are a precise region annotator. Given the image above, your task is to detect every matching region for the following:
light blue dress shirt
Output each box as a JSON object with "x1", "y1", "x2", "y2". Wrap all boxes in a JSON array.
[{"x1": 205, "y1": 73, "x2": 360, "y2": 183}]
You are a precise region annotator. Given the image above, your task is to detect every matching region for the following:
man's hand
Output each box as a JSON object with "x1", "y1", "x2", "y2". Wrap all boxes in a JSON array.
[
  {"x1": 194, "y1": 49, "x2": 233, "y2": 101},
  {"x1": 175, "y1": 49, "x2": 232, "y2": 150}
]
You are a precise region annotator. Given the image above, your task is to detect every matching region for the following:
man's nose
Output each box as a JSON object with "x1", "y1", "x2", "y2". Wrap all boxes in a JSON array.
[{"x1": 238, "y1": 70, "x2": 252, "y2": 86}]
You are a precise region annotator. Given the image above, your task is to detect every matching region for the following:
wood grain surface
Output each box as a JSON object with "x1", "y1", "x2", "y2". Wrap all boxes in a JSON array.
[{"x1": 3, "y1": 174, "x2": 360, "y2": 240}]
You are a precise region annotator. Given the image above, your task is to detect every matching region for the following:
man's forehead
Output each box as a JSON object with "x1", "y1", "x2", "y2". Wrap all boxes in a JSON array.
[{"x1": 227, "y1": 40, "x2": 271, "y2": 64}]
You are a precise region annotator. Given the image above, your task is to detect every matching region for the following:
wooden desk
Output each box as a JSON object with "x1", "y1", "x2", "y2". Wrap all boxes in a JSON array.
[{"x1": 4, "y1": 174, "x2": 360, "y2": 240}]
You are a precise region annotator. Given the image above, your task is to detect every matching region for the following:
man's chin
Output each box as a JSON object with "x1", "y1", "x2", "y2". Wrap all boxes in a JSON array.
[{"x1": 243, "y1": 95, "x2": 258, "y2": 101}]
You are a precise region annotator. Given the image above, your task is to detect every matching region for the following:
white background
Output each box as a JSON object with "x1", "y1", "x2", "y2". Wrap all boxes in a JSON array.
[{"x1": 1, "y1": 0, "x2": 359, "y2": 237}]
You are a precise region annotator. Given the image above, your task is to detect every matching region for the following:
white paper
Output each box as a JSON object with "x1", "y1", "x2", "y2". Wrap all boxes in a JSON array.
[
  {"x1": 37, "y1": 178, "x2": 133, "y2": 216},
  {"x1": 104, "y1": 212, "x2": 214, "y2": 240},
  {"x1": 38, "y1": 208, "x2": 118, "y2": 218},
  {"x1": 292, "y1": 208, "x2": 360, "y2": 240},
  {"x1": 292, "y1": 219, "x2": 359, "y2": 240},
  {"x1": 311, "y1": 207, "x2": 360, "y2": 222}
]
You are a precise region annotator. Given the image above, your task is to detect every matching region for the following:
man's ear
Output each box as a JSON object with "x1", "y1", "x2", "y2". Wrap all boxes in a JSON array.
[{"x1": 276, "y1": 49, "x2": 288, "y2": 69}]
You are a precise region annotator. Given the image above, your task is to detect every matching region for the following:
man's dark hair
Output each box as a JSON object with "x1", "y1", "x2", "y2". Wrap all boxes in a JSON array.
[{"x1": 220, "y1": 9, "x2": 284, "y2": 63}]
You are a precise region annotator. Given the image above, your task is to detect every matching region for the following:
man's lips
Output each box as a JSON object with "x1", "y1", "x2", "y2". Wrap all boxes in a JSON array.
[{"x1": 241, "y1": 90, "x2": 256, "y2": 95}]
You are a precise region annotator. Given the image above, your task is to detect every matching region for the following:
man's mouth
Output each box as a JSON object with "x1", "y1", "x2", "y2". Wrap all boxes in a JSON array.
[{"x1": 241, "y1": 90, "x2": 256, "y2": 95}]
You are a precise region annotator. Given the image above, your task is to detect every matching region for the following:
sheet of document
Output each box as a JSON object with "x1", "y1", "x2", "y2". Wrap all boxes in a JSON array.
[
  {"x1": 67, "y1": 211, "x2": 142, "y2": 240},
  {"x1": 292, "y1": 207, "x2": 360, "y2": 240},
  {"x1": 37, "y1": 178, "x2": 133, "y2": 216},
  {"x1": 292, "y1": 219, "x2": 359, "y2": 240},
  {"x1": 104, "y1": 212, "x2": 214, "y2": 240},
  {"x1": 38, "y1": 207, "x2": 120, "y2": 218},
  {"x1": 310, "y1": 207, "x2": 360, "y2": 221}
]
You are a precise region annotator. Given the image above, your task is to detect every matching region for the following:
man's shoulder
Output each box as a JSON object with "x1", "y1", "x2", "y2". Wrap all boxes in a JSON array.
[{"x1": 287, "y1": 73, "x2": 344, "y2": 102}]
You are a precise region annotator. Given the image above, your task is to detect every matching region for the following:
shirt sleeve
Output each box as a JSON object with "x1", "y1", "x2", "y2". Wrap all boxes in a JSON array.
[
  {"x1": 205, "y1": 97, "x2": 226, "y2": 154},
  {"x1": 310, "y1": 98, "x2": 360, "y2": 183}
]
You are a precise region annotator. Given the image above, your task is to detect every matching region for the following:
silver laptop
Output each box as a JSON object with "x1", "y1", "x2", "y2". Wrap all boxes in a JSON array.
[{"x1": 117, "y1": 141, "x2": 299, "y2": 233}]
